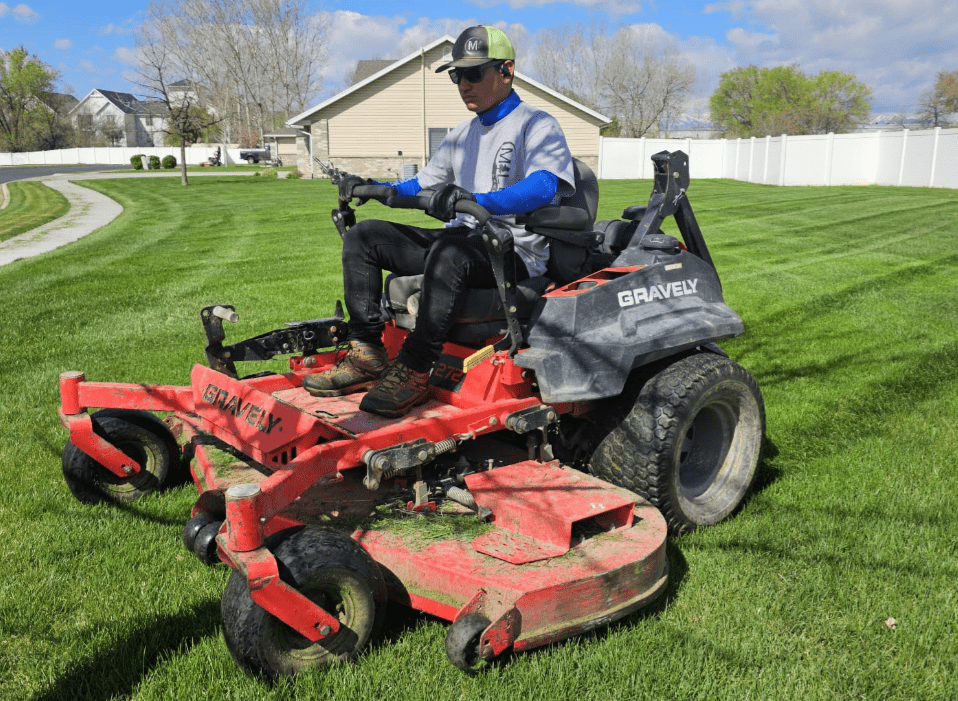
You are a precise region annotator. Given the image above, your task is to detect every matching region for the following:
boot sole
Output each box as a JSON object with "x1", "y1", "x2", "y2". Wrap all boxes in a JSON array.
[
  {"x1": 359, "y1": 391, "x2": 429, "y2": 418},
  {"x1": 303, "y1": 378, "x2": 379, "y2": 398}
]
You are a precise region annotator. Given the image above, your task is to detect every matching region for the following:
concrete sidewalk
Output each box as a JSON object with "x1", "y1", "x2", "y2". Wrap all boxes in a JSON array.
[{"x1": 0, "y1": 170, "x2": 262, "y2": 268}]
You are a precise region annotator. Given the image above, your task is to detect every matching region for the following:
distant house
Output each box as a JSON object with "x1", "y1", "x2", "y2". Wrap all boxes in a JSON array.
[
  {"x1": 286, "y1": 36, "x2": 610, "y2": 179},
  {"x1": 69, "y1": 89, "x2": 168, "y2": 147}
]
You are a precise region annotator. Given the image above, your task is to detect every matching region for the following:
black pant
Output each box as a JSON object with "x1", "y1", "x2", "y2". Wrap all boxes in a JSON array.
[{"x1": 342, "y1": 219, "x2": 529, "y2": 373}]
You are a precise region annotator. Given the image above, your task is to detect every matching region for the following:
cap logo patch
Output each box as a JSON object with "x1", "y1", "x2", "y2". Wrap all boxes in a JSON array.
[{"x1": 466, "y1": 38, "x2": 482, "y2": 52}]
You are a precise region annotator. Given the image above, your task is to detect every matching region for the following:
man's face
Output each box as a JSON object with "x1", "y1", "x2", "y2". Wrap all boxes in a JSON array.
[{"x1": 458, "y1": 60, "x2": 514, "y2": 113}]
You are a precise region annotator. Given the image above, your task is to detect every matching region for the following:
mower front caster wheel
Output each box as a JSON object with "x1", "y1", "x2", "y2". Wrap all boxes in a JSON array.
[
  {"x1": 221, "y1": 527, "x2": 387, "y2": 679},
  {"x1": 187, "y1": 517, "x2": 223, "y2": 565},
  {"x1": 62, "y1": 411, "x2": 177, "y2": 505},
  {"x1": 445, "y1": 613, "x2": 492, "y2": 673}
]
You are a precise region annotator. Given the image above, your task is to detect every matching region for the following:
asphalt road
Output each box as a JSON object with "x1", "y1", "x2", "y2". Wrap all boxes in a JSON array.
[{"x1": 0, "y1": 164, "x2": 132, "y2": 185}]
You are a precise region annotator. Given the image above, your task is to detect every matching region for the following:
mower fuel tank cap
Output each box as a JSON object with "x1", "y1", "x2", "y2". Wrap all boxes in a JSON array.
[{"x1": 640, "y1": 233, "x2": 681, "y2": 254}]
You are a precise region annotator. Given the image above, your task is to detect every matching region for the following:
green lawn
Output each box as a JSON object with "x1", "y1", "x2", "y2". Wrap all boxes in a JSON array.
[
  {"x1": 0, "y1": 181, "x2": 70, "y2": 242},
  {"x1": 0, "y1": 176, "x2": 956, "y2": 700}
]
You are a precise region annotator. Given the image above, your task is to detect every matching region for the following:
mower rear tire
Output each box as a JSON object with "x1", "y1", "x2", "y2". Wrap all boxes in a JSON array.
[
  {"x1": 221, "y1": 527, "x2": 386, "y2": 679},
  {"x1": 62, "y1": 412, "x2": 175, "y2": 504},
  {"x1": 589, "y1": 352, "x2": 764, "y2": 535}
]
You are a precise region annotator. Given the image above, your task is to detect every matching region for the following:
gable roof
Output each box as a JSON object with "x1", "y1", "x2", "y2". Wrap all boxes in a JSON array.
[
  {"x1": 287, "y1": 36, "x2": 610, "y2": 127},
  {"x1": 97, "y1": 90, "x2": 141, "y2": 114}
]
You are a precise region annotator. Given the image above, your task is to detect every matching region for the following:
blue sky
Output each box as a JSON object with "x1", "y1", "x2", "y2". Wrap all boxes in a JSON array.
[{"x1": 3, "y1": 0, "x2": 957, "y2": 116}]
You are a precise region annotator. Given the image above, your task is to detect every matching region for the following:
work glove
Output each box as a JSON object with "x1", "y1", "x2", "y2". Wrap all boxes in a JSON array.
[
  {"x1": 426, "y1": 184, "x2": 476, "y2": 222},
  {"x1": 338, "y1": 175, "x2": 373, "y2": 205}
]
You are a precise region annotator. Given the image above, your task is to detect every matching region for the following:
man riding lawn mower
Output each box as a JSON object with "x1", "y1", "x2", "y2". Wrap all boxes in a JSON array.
[
  {"x1": 58, "y1": 26, "x2": 764, "y2": 679},
  {"x1": 305, "y1": 26, "x2": 578, "y2": 418}
]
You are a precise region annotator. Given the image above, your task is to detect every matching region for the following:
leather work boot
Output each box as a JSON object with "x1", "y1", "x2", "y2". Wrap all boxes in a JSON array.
[
  {"x1": 359, "y1": 361, "x2": 430, "y2": 418},
  {"x1": 302, "y1": 341, "x2": 388, "y2": 396}
]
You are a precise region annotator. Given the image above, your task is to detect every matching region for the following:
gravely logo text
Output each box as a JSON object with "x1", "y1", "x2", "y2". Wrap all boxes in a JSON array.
[
  {"x1": 202, "y1": 383, "x2": 283, "y2": 434},
  {"x1": 618, "y1": 279, "x2": 699, "y2": 308}
]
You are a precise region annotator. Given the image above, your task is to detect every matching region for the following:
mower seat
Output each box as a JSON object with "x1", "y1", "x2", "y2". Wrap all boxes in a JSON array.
[{"x1": 384, "y1": 159, "x2": 601, "y2": 345}]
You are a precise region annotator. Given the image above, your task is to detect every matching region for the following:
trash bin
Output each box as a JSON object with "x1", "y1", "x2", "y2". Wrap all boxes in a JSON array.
[{"x1": 401, "y1": 163, "x2": 418, "y2": 179}]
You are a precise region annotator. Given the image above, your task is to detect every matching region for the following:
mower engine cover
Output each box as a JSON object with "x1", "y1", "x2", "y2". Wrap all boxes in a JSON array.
[{"x1": 515, "y1": 236, "x2": 744, "y2": 403}]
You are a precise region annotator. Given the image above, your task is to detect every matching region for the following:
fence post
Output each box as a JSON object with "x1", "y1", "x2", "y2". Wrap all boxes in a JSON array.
[
  {"x1": 640, "y1": 137, "x2": 646, "y2": 179},
  {"x1": 824, "y1": 132, "x2": 834, "y2": 186},
  {"x1": 930, "y1": 127, "x2": 941, "y2": 188},
  {"x1": 898, "y1": 129, "x2": 909, "y2": 186},
  {"x1": 763, "y1": 135, "x2": 771, "y2": 184},
  {"x1": 721, "y1": 138, "x2": 727, "y2": 178},
  {"x1": 598, "y1": 136, "x2": 605, "y2": 179},
  {"x1": 779, "y1": 134, "x2": 788, "y2": 186},
  {"x1": 732, "y1": 136, "x2": 742, "y2": 180}
]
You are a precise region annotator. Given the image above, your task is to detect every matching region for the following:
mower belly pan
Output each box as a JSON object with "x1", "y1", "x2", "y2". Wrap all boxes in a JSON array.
[{"x1": 355, "y1": 463, "x2": 668, "y2": 650}]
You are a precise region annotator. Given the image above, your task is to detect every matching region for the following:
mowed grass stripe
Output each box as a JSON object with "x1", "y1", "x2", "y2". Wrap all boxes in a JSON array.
[{"x1": 0, "y1": 181, "x2": 71, "y2": 242}]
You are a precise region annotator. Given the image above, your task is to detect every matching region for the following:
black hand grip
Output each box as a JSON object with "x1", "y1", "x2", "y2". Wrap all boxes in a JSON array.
[
  {"x1": 385, "y1": 191, "x2": 491, "y2": 225},
  {"x1": 352, "y1": 185, "x2": 397, "y2": 200},
  {"x1": 386, "y1": 194, "x2": 431, "y2": 210},
  {"x1": 454, "y1": 200, "x2": 490, "y2": 226}
]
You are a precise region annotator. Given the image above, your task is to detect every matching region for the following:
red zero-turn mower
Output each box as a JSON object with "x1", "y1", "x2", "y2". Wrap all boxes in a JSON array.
[{"x1": 58, "y1": 151, "x2": 765, "y2": 677}]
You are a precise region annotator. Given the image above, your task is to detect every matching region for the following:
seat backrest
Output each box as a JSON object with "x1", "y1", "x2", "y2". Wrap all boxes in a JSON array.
[{"x1": 564, "y1": 158, "x2": 599, "y2": 227}]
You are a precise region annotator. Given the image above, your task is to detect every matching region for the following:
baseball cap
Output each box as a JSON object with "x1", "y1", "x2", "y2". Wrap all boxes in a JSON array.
[{"x1": 436, "y1": 26, "x2": 515, "y2": 73}]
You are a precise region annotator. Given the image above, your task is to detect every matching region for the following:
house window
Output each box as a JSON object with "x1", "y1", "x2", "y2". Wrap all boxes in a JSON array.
[
  {"x1": 428, "y1": 128, "x2": 451, "y2": 160},
  {"x1": 78, "y1": 114, "x2": 93, "y2": 130}
]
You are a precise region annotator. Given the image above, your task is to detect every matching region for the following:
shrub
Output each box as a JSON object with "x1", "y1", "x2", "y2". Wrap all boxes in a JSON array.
[
  {"x1": 149, "y1": 155, "x2": 161, "y2": 170},
  {"x1": 130, "y1": 155, "x2": 145, "y2": 170},
  {"x1": 285, "y1": 170, "x2": 303, "y2": 180},
  {"x1": 161, "y1": 155, "x2": 177, "y2": 169},
  {"x1": 260, "y1": 169, "x2": 278, "y2": 180}
]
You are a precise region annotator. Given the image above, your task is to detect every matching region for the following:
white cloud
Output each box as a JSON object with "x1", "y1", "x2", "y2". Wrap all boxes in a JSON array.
[
  {"x1": 113, "y1": 46, "x2": 139, "y2": 68},
  {"x1": 470, "y1": 0, "x2": 643, "y2": 13},
  {"x1": 319, "y1": 12, "x2": 510, "y2": 98},
  {"x1": 704, "y1": 0, "x2": 958, "y2": 111},
  {"x1": 54, "y1": 39, "x2": 74, "y2": 50},
  {"x1": 0, "y1": 3, "x2": 40, "y2": 23},
  {"x1": 100, "y1": 20, "x2": 136, "y2": 36}
]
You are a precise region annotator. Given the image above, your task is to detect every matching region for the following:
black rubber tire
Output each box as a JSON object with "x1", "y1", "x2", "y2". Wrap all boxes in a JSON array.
[
  {"x1": 589, "y1": 353, "x2": 765, "y2": 535},
  {"x1": 182, "y1": 512, "x2": 220, "y2": 553},
  {"x1": 62, "y1": 412, "x2": 174, "y2": 505},
  {"x1": 221, "y1": 527, "x2": 387, "y2": 679},
  {"x1": 445, "y1": 613, "x2": 491, "y2": 673},
  {"x1": 192, "y1": 520, "x2": 223, "y2": 565}
]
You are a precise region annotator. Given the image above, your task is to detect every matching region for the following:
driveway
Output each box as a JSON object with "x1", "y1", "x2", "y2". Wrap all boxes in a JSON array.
[{"x1": 0, "y1": 164, "x2": 132, "y2": 185}]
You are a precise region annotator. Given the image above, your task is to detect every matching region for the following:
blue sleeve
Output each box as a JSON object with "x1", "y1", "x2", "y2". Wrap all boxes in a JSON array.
[
  {"x1": 372, "y1": 176, "x2": 421, "y2": 197},
  {"x1": 474, "y1": 171, "x2": 558, "y2": 216}
]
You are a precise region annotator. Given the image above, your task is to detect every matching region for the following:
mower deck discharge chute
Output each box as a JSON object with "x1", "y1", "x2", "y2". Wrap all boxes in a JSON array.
[{"x1": 58, "y1": 151, "x2": 764, "y2": 678}]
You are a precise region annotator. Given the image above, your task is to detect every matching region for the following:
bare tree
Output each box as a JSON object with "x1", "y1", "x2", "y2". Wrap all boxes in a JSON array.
[
  {"x1": 532, "y1": 22, "x2": 695, "y2": 137},
  {"x1": 139, "y1": 0, "x2": 329, "y2": 153},
  {"x1": 599, "y1": 27, "x2": 695, "y2": 137},
  {"x1": 135, "y1": 18, "x2": 223, "y2": 185}
]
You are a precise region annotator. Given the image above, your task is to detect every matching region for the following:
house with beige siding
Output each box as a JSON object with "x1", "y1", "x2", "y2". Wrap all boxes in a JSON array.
[{"x1": 286, "y1": 36, "x2": 610, "y2": 180}]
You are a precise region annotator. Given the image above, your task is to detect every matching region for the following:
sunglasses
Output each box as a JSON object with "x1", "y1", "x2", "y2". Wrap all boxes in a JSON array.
[{"x1": 448, "y1": 61, "x2": 505, "y2": 85}]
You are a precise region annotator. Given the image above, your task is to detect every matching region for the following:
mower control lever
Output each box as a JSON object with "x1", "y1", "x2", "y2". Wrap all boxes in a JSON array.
[
  {"x1": 351, "y1": 185, "x2": 397, "y2": 202},
  {"x1": 384, "y1": 193, "x2": 492, "y2": 226}
]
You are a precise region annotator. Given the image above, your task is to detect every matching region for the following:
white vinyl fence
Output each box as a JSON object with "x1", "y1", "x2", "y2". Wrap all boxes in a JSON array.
[
  {"x1": 0, "y1": 145, "x2": 244, "y2": 168},
  {"x1": 598, "y1": 127, "x2": 958, "y2": 189},
  {"x1": 4, "y1": 128, "x2": 958, "y2": 189}
]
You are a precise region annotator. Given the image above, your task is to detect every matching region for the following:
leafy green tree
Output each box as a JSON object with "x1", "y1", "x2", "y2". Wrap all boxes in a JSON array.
[
  {"x1": 710, "y1": 65, "x2": 871, "y2": 138},
  {"x1": 0, "y1": 46, "x2": 60, "y2": 151}
]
